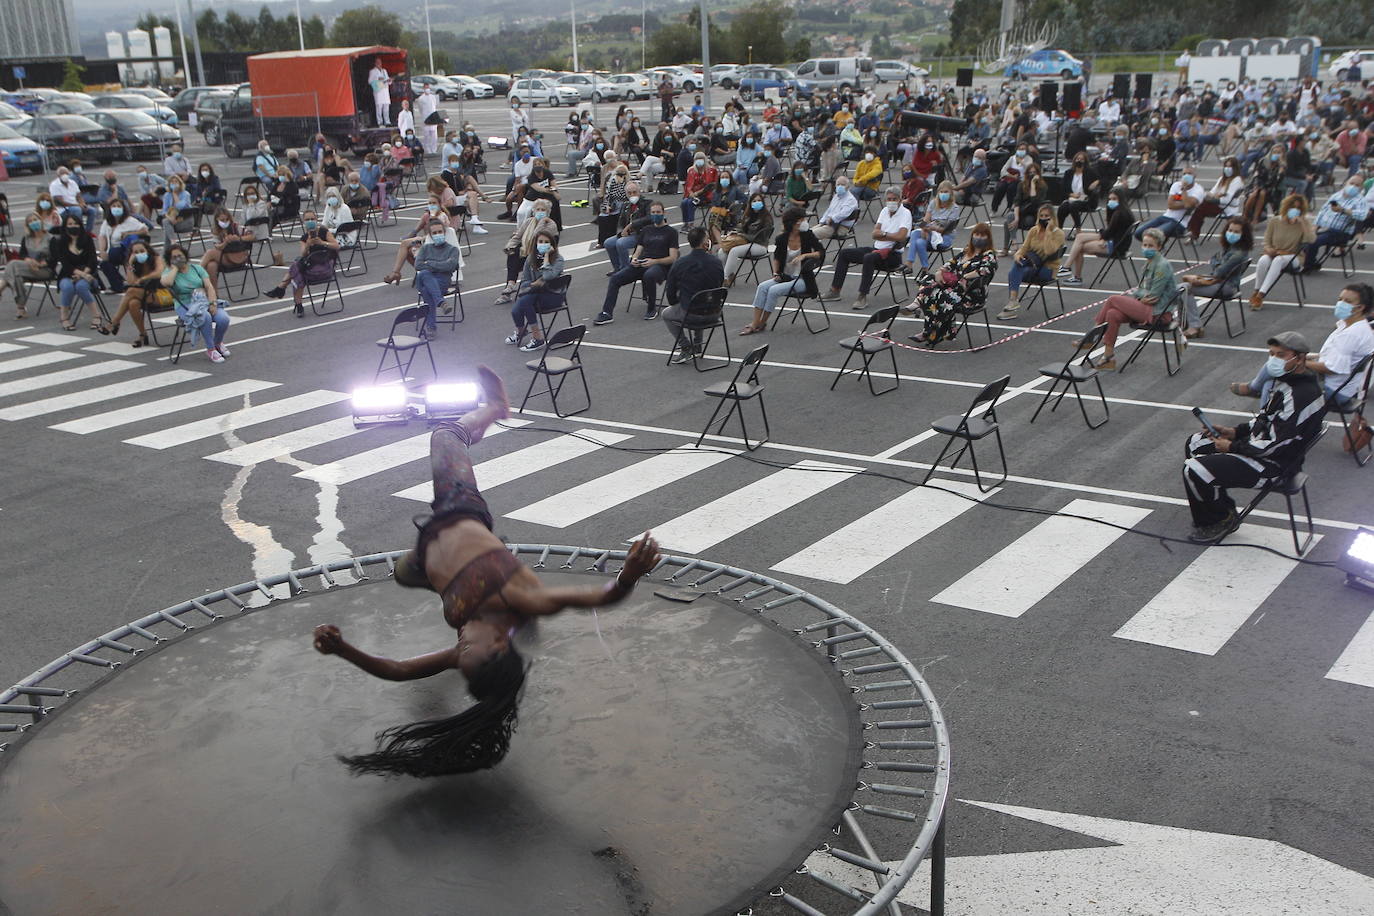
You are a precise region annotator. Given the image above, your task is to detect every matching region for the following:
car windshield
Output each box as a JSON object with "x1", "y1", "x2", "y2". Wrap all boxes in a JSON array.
[
  {"x1": 102, "y1": 110, "x2": 160, "y2": 126},
  {"x1": 41, "y1": 116, "x2": 99, "y2": 131},
  {"x1": 0, "y1": 124, "x2": 20, "y2": 139},
  {"x1": 113, "y1": 96, "x2": 154, "y2": 108},
  {"x1": 0, "y1": 102, "x2": 21, "y2": 118}
]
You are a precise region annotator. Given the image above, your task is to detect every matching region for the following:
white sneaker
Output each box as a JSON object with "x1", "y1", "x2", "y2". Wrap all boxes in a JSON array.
[
  {"x1": 207, "y1": 348, "x2": 225, "y2": 363},
  {"x1": 850, "y1": 295, "x2": 869, "y2": 311},
  {"x1": 471, "y1": 223, "x2": 489, "y2": 235},
  {"x1": 216, "y1": 343, "x2": 231, "y2": 358},
  {"x1": 504, "y1": 332, "x2": 523, "y2": 345}
]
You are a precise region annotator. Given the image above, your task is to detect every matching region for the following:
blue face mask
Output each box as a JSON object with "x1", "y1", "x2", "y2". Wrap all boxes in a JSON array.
[
  {"x1": 1142, "y1": 247, "x2": 1158, "y2": 258},
  {"x1": 1286, "y1": 208, "x2": 1300, "y2": 219},
  {"x1": 536, "y1": 242, "x2": 552, "y2": 254},
  {"x1": 651, "y1": 213, "x2": 665, "y2": 224},
  {"x1": 430, "y1": 234, "x2": 446, "y2": 245},
  {"x1": 133, "y1": 251, "x2": 149, "y2": 264},
  {"x1": 1335, "y1": 301, "x2": 1356, "y2": 321},
  {"x1": 1106, "y1": 199, "x2": 1119, "y2": 210},
  {"x1": 1265, "y1": 354, "x2": 1288, "y2": 376},
  {"x1": 938, "y1": 193, "x2": 951, "y2": 203},
  {"x1": 1224, "y1": 230, "x2": 1241, "y2": 244},
  {"x1": 111, "y1": 207, "x2": 124, "y2": 218},
  {"x1": 304, "y1": 220, "x2": 318, "y2": 230},
  {"x1": 750, "y1": 200, "x2": 764, "y2": 211}
]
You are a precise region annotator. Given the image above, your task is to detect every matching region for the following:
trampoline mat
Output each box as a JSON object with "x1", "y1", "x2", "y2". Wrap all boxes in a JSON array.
[{"x1": 0, "y1": 571, "x2": 861, "y2": 916}]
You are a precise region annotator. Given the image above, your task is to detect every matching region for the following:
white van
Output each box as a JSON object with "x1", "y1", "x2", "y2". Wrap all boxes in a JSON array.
[{"x1": 794, "y1": 57, "x2": 874, "y2": 91}]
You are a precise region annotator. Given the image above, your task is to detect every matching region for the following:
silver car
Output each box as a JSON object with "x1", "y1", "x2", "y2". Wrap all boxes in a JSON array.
[
  {"x1": 508, "y1": 78, "x2": 580, "y2": 107},
  {"x1": 556, "y1": 73, "x2": 616, "y2": 102}
]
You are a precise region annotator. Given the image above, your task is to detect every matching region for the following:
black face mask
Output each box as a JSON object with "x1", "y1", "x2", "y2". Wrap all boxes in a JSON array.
[
  {"x1": 105, "y1": 177, "x2": 117, "y2": 185},
  {"x1": 66, "y1": 226, "x2": 82, "y2": 236},
  {"x1": 1037, "y1": 218, "x2": 1050, "y2": 228}
]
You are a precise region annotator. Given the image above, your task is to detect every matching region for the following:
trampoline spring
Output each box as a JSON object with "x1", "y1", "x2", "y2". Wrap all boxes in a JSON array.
[
  {"x1": 806, "y1": 869, "x2": 869, "y2": 902},
  {"x1": 157, "y1": 610, "x2": 192, "y2": 630},
  {"x1": 867, "y1": 783, "x2": 929, "y2": 799},
  {"x1": 535, "y1": 545, "x2": 551, "y2": 568},
  {"x1": 253, "y1": 579, "x2": 276, "y2": 600},
  {"x1": 96, "y1": 637, "x2": 139, "y2": 655},
  {"x1": 821, "y1": 631, "x2": 868, "y2": 646},
  {"x1": 286, "y1": 570, "x2": 308, "y2": 595},
  {"x1": 759, "y1": 593, "x2": 803, "y2": 611},
  {"x1": 869, "y1": 761, "x2": 937, "y2": 774},
  {"x1": 221, "y1": 589, "x2": 248, "y2": 609},
  {"x1": 385, "y1": 554, "x2": 398, "y2": 575},
  {"x1": 827, "y1": 847, "x2": 890, "y2": 874},
  {"x1": 19, "y1": 686, "x2": 69, "y2": 698},
  {"x1": 859, "y1": 680, "x2": 913, "y2": 692},
  {"x1": 838, "y1": 646, "x2": 883, "y2": 660},
  {"x1": 648, "y1": 555, "x2": 674, "y2": 576},
  {"x1": 560, "y1": 547, "x2": 583, "y2": 569},
  {"x1": 800, "y1": 617, "x2": 848, "y2": 634},
  {"x1": 66, "y1": 652, "x2": 115, "y2": 668},
  {"x1": 690, "y1": 566, "x2": 728, "y2": 588},
  {"x1": 349, "y1": 558, "x2": 368, "y2": 581},
  {"x1": 850, "y1": 661, "x2": 901, "y2": 674},
  {"x1": 587, "y1": 549, "x2": 612, "y2": 571},
  {"x1": 319, "y1": 566, "x2": 339, "y2": 588},
  {"x1": 876, "y1": 740, "x2": 937, "y2": 751},
  {"x1": 668, "y1": 559, "x2": 703, "y2": 581},
  {"x1": 739, "y1": 585, "x2": 775, "y2": 602},
  {"x1": 874, "y1": 719, "x2": 933, "y2": 730},
  {"x1": 0, "y1": 704, "x2": 45, "y2": 717},
  {"x1": 126, "y1": 624, "x2": 162, "y2": 644},
  {"x1": 715, "y1": 575, "x2": 752, "y2": 593},
  {"x1": 869, "y1": 698, "x2": 925, "y2": 710},
  {"x1": 0, "y1": 724, "x2": 24, "y2": 733},
  {"x1": 859, "y1": 804, "x2": 919, "y2": 822},
  {"x1": 189, "y1": 600, "x2": 220, "y2": 621},
  {"x1": 777, "y1": 892, "x2": 827, "y2": 916}
]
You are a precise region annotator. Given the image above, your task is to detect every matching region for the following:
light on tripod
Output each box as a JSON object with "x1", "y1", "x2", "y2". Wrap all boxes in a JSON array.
[
  {"x1": 351, "y1": 385, "x2": 411, "y2": 428},
  {"x1": 1336, "y1": 528, "x2": 1374, "y2": 593},
  {"x1": 423, "y1": 382, "x2": 480, "y2": 421}
]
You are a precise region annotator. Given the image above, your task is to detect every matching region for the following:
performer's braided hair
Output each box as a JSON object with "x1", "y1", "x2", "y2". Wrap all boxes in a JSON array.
[{"x1": 339, "y1": 647, "x2": 527, "y2": 778}]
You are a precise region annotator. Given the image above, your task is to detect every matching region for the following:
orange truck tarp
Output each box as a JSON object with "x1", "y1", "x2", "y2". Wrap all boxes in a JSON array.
[{"x1": 246, "y1": 47, "x2": 408, "y2": 119}]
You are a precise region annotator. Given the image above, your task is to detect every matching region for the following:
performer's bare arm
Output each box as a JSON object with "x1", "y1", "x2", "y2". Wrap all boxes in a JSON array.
[
  {"x1": 314, "y1": 625, "x2": 458, "y2": 680},
  {"x1": 506, "y1": 534, "x2": 661, "y2": 617}
]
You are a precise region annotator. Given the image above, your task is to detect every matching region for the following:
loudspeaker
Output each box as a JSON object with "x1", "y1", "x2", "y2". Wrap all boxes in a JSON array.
[
  {"x1": 1112, "y1": 73, "x2": 1131, "y2": 99},
  {"x1": 956, "y1": 67, "x2": 974, "y2": 88},
  {"x1": 1134, "y1": 73, "x2": 1153, "y2": 100},
  {"x1": 1062, "y1": 82, "x2": 1082, "y2": 112},
  {"x1": 1038, "y1": 81, "x2": 1057, "y2": 112},
  {"x1": 897, "y1": 110, "x2": 971, "y2": 134}
]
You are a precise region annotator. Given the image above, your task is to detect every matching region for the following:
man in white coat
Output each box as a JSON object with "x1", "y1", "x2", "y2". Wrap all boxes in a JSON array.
[
  {"x1": 368, "y1": 60, "x2": 392, "y2": 127},
  {"x1": 417, "y1": 85, "x2": 440, "y2": 154}
]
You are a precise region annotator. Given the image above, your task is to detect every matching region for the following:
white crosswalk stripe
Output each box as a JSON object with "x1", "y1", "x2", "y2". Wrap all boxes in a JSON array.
[
  {"x1": 0, "y1": 370, "x2": 207, "y2": 421},
  {"x1": 52, "y1": 380, "x2": 282, "y2": 434},
  {"x1": 1327, "y1": 609, "x2": 1374, "y2": 688},
  {"x1": 645, "y1": 460, "x2": 862, "y2": 555},
  {"x1": 1113, "y1": 525, "x2": 1319, "y2": 655},
  {"x1": 505, "y1": 446, "x2": 732, "y2": 528},
  {"x1": 15, "y1": 333, "x2": 82, "y2": 346},
  {"x1": 125, "y1": 390, "x2": 347, "y2": 449},
  {"x1": 0, "y1": 359, "x2": 139, "y2": 399},
  {"x1": 932, "y1": 499, "x2": 1153, "y2": 618},
  {"x1": 204, "y1": 416, "x2": 367, "y2": 466},
  {"x1": 392, "y1": 428, "x2": 628, "y2": 501},
  {"x1": 0, "y1": 343, "x2": 26, "y2": 356},
  {"x1": 0, "y1": 351, "x2": 83, "y2": 376},
  {"x1": 773, "y1": 479, "x2": 996, "y2": 585},
  {"x1": 296, "y1": 419, "x2": 531, "y2": 486}
]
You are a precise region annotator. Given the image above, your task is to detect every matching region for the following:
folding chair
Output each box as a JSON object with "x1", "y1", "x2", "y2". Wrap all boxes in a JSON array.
[
  {"x1": 519, "y1": 324, "x2": 591, "y2": 418},
  {"x1": 233, "y1": 177, "x2": 264, "y2": 212},
  {"x1": 374, "y1": 306, "x2": 436, "y2": 385},
  {"x1": 817, "y1": 222, "x2": 859, "y2": 260},
  {"x1": 243, "y1": 216, "x2": 275, "y2": 264},
  {"x1": 1120, "y1": 284, "x2": 1186, "y2": 377},
  {"x1": 735, "y1": 246, "x2": 771, "y2": 285},
  {"x1": 445, "y1": 204, "x2": 473, "y2": 256},
  {"x1": 217, "y1": 241, "x2": 260, "y2": 300},
  {"x1": 755, "y1": 270, "x2": 823, "y2": 330},
  {"x1": 423, "y1": 270, "x2": 465, "y2": 329},
  {"x1": 1196, "y1": 257, "x2": 1250, "y2": 339},
  {"x1": 695, "y1": 344, "x2": 770, "y2": 451},
  {"x1": 667, "y1": 286, "x2": 730, "y2": 371},
  {"x1": 1159, "y1": 225, "x2": 1201, "y2": 263},
  {"x1": 1215, "y1": 430, "x2": 1324, "y2": 555},
  {"x1": 947, "y1": 274, "x2": 997, "y2": 349},
  {"x1": 165, "y1": 210, "x2": 206, "y2": 254},
  {"x1": 831, "y1": 305, "x2": 900, "y2": 396},
  {"x1": 1278, "y1": 258, "x2": 1306, "y2": 307},
  {"x1": 1328, "y1": 353, "x2": 1374, "y2": 467},
  {"x1": 961, "y1": 176, "x2": 996, "y2": 228},
  {"x1": 383, "y1": 167, "x2": 407, "y2": 207},
  {"x1": 534, "y1": 275, "x2": 573, "y2": 340},
  {"x1": 1087, "y1": 225, "x2": 1140, "y2": 289},
  {"x1": 335, "y1": 220, "x2": 367, "y2": 276},
  {"x1": 1031, "y1": 323, "x2": 1110, "y2": 429},
  {"x1": 1315, "y1": 241, "x2": 1357, "y2": 279},
  {"x1": 869, "y1": 256, "x2": 913, "y2": 305},
  {"x1": 920, "y1": 375, "x2": 1011, "y2": 493},
  {"x1": 30, "y1": 278, "x2": 58, "y2": 317},
  {"x1": 1021, "y1": 246, "x2": 1067, "y2": 318},
  {"x1": 146, "y1": 290, "x2": 191, "y2": 364},
  {"x1": 298, "y1": 248, "x2": 345, "y2": 316}
]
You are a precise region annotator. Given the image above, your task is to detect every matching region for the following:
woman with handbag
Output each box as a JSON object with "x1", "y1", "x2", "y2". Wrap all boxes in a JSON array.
[
  {"x1": 720, "y1": 192, "x2": 774, "y2": 287},
  {"x1": 504, "y1": 229, "x2": 565, "y2": 352},
  {"x1": 0, "y1": 213, "x2": 55, "y2": 319},
  {"x1": 903, "y1": 180, "x2": 961, "y2": 273},
  {"x1": 199, "y1": 207, "x2": 256, "y2": 288},
  {"x1": 161, "y1": 241, "x2": 231, "y2": 362},
  {"x1": 109, "y1": 238, "x2": 164, "y2": 347},
  {"x1": 739, "y1": 207, "x2": 822, "y2": 335},
  {"x1": 905, "y1": 222, "x2": 999, "y2": 344},
  {"x1": 996, "y1": 202, "x2": 1063, "y2": 321},
  {"x1": 1060, "y1": 189, "x2": 1135, "y2": 286}
]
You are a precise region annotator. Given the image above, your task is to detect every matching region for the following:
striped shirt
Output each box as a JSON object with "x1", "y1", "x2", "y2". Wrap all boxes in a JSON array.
[
  {"x1": 1232, "y1": 371, "x2": 1326, "y2": 470},
  {"x1": 1315, "y1": 192, "x2": 1369, "y2": 235}
]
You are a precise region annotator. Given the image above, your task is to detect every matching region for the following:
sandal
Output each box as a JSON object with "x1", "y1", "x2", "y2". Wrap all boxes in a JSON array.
[
  {"x1": 132, "y1": 333, "x2": 149, "y2": 348},
  {"x1": 61, "y1": 321, "x2": 77, "y2": 331},
  {"x1": 738, "y1": 324, "x2": 762, "y2": 336}
]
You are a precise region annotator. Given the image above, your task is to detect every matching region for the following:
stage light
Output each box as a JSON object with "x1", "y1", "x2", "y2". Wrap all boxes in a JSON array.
[
  {"x1": 1336, "y1": 528, "x2": 1374, "y2": 593},
  {"x1": 351, "y1": 385, "x2": 411, "y2": 428},
  {"x1": 424, "y1": 382, "x2": 480, "y2": 421}
]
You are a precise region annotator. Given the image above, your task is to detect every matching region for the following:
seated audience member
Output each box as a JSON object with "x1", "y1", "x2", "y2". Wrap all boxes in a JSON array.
[
  {"x1": 264, "y1": 210, "x2": 340, "y2": 316},
  {"x1": 1135, "y1": 166, "x2": 1204, "y2": 240},
  {"x1": 161, "y1": 241, "x2": 231, "y2": 362},
  {"x1": 739, "y1": 206, "x2": 823, "y2": 335},
  {"x1": 596, "y1": 200, "x2": 679, "y2": 324},
  {"x1": 1087, "y1": 227, "x2": 1178, "y2": 371},
  {"x1": 505, "y1": 228, "x2": 565, "y2": 352},
  {"x1": 1178, "y1": 217, "x2": 1253, "y2": 337},
  {"x1": 662, "y1": 226, "x2": 727, "y2": 359},
  {"x1": 412, "y1": 219, "x2": 464, "y2": 337},
  {"x1": 904, "y1": 181, "x2": 961, "y2": 272},
  {"x1": 905, "y1": 222, "x2": 999, "y2": 344},
  {"x1": 95, "y1": 200, "x2": 148, "y2": 293},
  {"x1": 1187, "y1": 157, "x2": 1246, "y2": 240},
  {"x1": 108, "y1": 238, "x2": 163, "y2": 347},
  {"x1": 1249, "y1": 194, "x2": 1315, "y2": 310},
  {"x1": 1300, "y1": 177, "x2": 1368, "y2": 273},
  {"x1": 996, "y1": 203, "x2": 1063, "y2": 320},
  {"x1": 1055, "y1": 152, "x2": 1101, "y2": 232},
  {"x1": 1060, "y1": 190, "x2": 1135, "y2": 286},
  {"x1": 720, "y1": 192, "x2": 774, "y2": 287},
  {"x1": 812, "y1": 177, "x2": 860, "y2": 242},
  {"x1": 200, "y1": 207, "x2": 256, "y2": 287},
  {"x1": 819, "y1": 187, "x2": 912, "y2": 313}
]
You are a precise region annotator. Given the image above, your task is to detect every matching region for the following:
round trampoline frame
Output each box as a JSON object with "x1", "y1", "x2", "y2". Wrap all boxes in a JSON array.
[{"x1": 1, "y1": 546, "x2": 951, "y2": 916}]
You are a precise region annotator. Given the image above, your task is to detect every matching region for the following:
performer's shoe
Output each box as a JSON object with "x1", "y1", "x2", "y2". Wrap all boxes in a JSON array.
[{"x1": 393, "y1": 550, "x2": 435, "y2": 591}]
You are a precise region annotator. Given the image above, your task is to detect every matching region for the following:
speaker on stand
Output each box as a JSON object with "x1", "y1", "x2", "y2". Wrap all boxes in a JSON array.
[
  {"x1": 1038, "y1": 81, "x2": 1057, "y2": 113},
  {"x1": 1062, "y1": 82, "x2": 1082, "y2": 116},
  {"x1": 1134, "y1": 73, "x2": 1153, "y2": 100},
  {"x1": 1112, "y1": 73, "x2": 1131, "y2": 99},
  {"x1": 956, "y1": 67, "x2": 974, "y2": 106}
]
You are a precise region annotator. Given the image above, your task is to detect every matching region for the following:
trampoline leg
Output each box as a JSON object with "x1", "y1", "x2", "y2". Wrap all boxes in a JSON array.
[{"x1": 931, "y1": 809, "x2": 947, "y2": 916}]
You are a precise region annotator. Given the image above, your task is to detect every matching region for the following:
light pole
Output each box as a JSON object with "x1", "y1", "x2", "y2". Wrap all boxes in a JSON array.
[
  {"x1": 570, "y1": 0, "x2": 580, "y2": 72},
  {"x1": 641, "y1": 0, "x2": 646, "y2": 69},
  {"x1": 171, "y1": 0, "x2": 193, "y2": 87},
  {"x1": 185, "y1": 0, "x2": 206, "y2": 88},
  {"x1": 748, "y1": 45, "x2": 753, "y2": 65},
  {"x1": 294, "y1": 0, "x2": 305, "y2": 50},
  {"x1": 698, "y1": 0, "x2": 711, "y2": 113},
  {"x1": 424, "y1": 0, "x2": 435, "y2": 73}
]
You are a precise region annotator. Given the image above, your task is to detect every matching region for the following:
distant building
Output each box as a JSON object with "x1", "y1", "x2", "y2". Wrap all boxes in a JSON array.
[{"x1": 0, "y1": 0, "x2": 81, "y2": 60}]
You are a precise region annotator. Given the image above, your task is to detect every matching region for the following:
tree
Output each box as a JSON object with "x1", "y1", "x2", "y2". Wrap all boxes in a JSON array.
[
  {"x1": 725, "y1": 1, "x2": 793, "y2": 65},
  {"x1": 947, "y1": 0, "x2": 999, "y2": 54},
  {"x1": 135, "y1": 12, "x2": 178, "y2": 46},
  {"x1": 60, "y1": 58, "x2": 85, "y2": 92},
  {"x1": 330, "y1": 6, "x2": 404, "y2": 49}
]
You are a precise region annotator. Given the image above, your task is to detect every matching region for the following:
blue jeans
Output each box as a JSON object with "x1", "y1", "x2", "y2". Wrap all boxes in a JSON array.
[
  {"x1": 512, "y1": 289, "x2": 560, "y2": 335},
  {"x1": 176, "y1": 302, "x2": 230, "y2": 350},
  {"x1": 58, "y1": 276, "x2": 94, "y2": 310},
  {"x1": 1136, "y1": 215, "x2": 1187, "y2": 239},
  {"x1": 752, "y1": 276, "x2": 805, "y2": 313},
  {"x1": 681, "y1": 196, "x2": 702, "y2": 224},
  {"x1": 606, "y1": 235, "x2": 637, "y2": 272},
  {"x1": 601, "y1": 263, "x2": 667, "y2": 316},
  {"x1": 1006, "y1": 262, "x2": 1050, "y2": 294},
  {"x1": 415, "y1": 269, "x2": 447, "y2": 331},
  {"x1": 905, "y1": 231, "x2": 952, "y2": 268}
]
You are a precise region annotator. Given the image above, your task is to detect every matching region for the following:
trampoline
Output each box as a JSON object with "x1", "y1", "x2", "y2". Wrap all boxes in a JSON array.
[{"x1": 0, "y1": 547, "x2": 950, "y2": 916}]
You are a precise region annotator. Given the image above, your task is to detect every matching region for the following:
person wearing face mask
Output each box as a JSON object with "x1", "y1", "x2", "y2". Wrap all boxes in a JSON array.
[
  {"x1": 731, "y1": 134, "x2": 760, "y2": 188},
  {"x1": 396, "y1": 98, "x2": 415, "y2": 140},
  {"x1": 1186, "y1": 157, "x2": 1246, "y2": 240},
  {"x1": 604, "y1": 186, "x2": 652, "y2": 274},
  {"x1": 1085, "y1": 227, "x2": 1178, "y2": 370},
  {"x1": 852, "y1": 146, "x2": 884, "y2": 202},
  {"x1": 996, "y1": 203, "x2": 1063, "y2": 321},
  {"x1": 1054, "y1": 153, "x2": 1101, "y2": 234},
  {"x1": 812, "y1": 178, "x2": 859, "y2": 243},
  {"x1": 904, "y1": 181, "x2": 961, "y2": 273},
  {"x1": 412, "y1": 220, "x2": 464, "y2": 337},
  {"x1": 0, "y1": 213, "x2": 56, "y2": 319},
  {"x1": 162, "y1": 241, "x2": 232, "y2": 361},
  {"x1": 509, "y1": 97, "x2": 532, "y2": 144},
  {"x1": 515, "y1": 157, "x2": 562, "y2": 230},
  {"x1": 132, "y1": 167, "x2": 167, "y2": 221},
  {"x1": 1249, "y1": 194, "x2": 1315, "y2": 310},
  {"x1": 597, "y1": 201, "x2": 679, "y2": 324},
  {"x1": 49, "y1": 215, "x2": 99, "y2": 331},
  {"x1": 499, "y1": 145, "x2": 536, "y2": 220},
  {"x1": 1060, "y1": 189, "x2": 1136, "y2": 287},
  {"x1": 416, "y1": 84, "x2": 440, "y2": 155},
  {"x1": 1299, "y1": 179, "x2": 1369, "y2": 273},
  {"x1": 1243, "y1": 143, "x2": 1290, "y2": 225},
  {"x1": 254, "y1": 140, "x2": 279, "y2": 187},
  {"x1": 47, "y1": 165, "x2": 85, "y2": 223},
  {"x1": 1183, "y1": 330, "x2": 1326, "y2": 542},
  {"x1": 594, "y1": 163, "x2": 633, "y2": 250},
  {"x1": 1231, "y1": 285, "x2": 1374, "y2": 407},
  {"x1": 1177, "y1": 218, "x2": 1253, "y2": 337},
  {"x1": 162, "y1": 143, "x2": 191, "y2": 180},
  {"x1": 910, "y1": 133, "x2": 944, "y2": 183},
  {"x1": 904, "y1": 221, "x2": 999, "y2": 344},
  {"x1": 951, "y1": 149, "x2": 989, "y2": 206},
  {"x1": 990, "y1": 146, "x2": 1031, "y2": 213},
  {"x1": 1281, "y1": 134, "x2": 1315, "y2": 201},
  {"x1": 662, "y1": 226, "x2": 727, "y2": 358},
  {"x1": 1000, "y1": 163, "x2": 1048, "y2": 256},
  {"x1": 495, "y1": 200, "x2": 557, "y2": 304},
  {"x1": 681, "y1": 154, "x2": 719, "y2": 227},
  {"x1": 706, "y1": 170, "x2": 747, "y2": 248},
  {"x1": 109, "y1": 239, "x2": 164, "y2": 347},
  {"x1": 1135, "y1": 165, "x2": 1204, "y2": 243},
  {"x1": 820, "y1": 188, "x2": 911, "y2": 311},
  {"x1": 784, "y1": 161, "x2": 821, "y2": 210},
  {"x1": 96, "y1": 168, "x2": 132, "y2": 214},
  {"x1": 504, "y1": 230, "x2": 565, "y2": 352},
  {"x1": 383, "y1": 194, "x2": 455, "y2": 285},
  {"x1": 719, "y1": 192, "x2": 774, "y2": 287},
  {"x1": 265, "y1": 210, "x2": 341, "y2": 316},
  {"x1": 95, "y1": 200, "x2": 148, "y2": 294},
  {"x1": 189, "y1": 163, "x2": 223, "y2": 213},
  {"x1": 158, "y1": 177, "x2": 193, "y2": 234},
  {"x1": 739, "y1": 207, "x2": 823, "y2": 335},
  {"x1": 199, "y1": 207, "x2": 255, "y2": 288},
  {"x1": 319, "y1": 188, "x2": 348, "y2": 233}
]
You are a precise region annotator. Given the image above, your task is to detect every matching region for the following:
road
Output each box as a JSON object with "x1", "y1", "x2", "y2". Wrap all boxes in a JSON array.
[{"x1": 1, "y1": 95, "x2": 1372, "y2": 912}]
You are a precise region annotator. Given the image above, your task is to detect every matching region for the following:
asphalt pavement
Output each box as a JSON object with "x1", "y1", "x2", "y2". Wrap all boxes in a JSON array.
[{"x1": 2, "y1": 96, "x2": 1373, "y2": 912}]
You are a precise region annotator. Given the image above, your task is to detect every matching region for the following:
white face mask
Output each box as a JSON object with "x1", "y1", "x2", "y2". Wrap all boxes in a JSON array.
[
  {"x1": 885, "y1": 201, "x2": 899, "y2": 214},
  {"x1": 798, "y1": 220, "x2": 810, "y2": 232}
]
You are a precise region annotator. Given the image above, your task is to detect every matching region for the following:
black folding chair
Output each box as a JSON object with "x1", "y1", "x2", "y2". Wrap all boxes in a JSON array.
[
  {"x1": 1031, "y1": 322, "x2": 1109, "y2": 429},
  {"x1": 1215, "y1": 430, "x2": 1325, "y2": 555},
  {"x1": 298, "y1": 248, "x2": 345, "y2": 316},
  {"x1": 243, "y1": 216, "x2": 275, "y2": 264},
  {"x1": 335, "y1": 220, "x2": 367, "y2": 276},
  {"x1": 667, "y1": 286, "x2": 730, "y2": 371},
  {"x1": 534, "y1": 275, "x2": 573, "y2": 340},
  {"x1": 1021, "y1": 246, "x2": 1067, "y2": 318},
  {"x1": 1196, "y1": 256, "x2": 1250, "y2": 339},
  {"x1": 771, "y1": 281, "x2": 831, "y2": 334},
  {"x1": 921, "y1": 374, "x2": 1011, "y2": 493},
  {"x1": 869, "y1": 254, "x2": 913, "y2": 305},
  {"x1": 519, "y1": 324, "x2": 591, "y2": 418},
  {"x1": 445, "y1": 204, "x2": 473, "y2": 256},
  {"x1": 1315, "y1": 240, "x2": 1357, "y2": 279},
  {"x1": 419, "y1": 269, "x2": 465, "y2": 329},
  {"x1": 232, "y1": 177, "x2": 264, "y2": 212},
  {"x1": 695, "y1": 344, "x2": 770, "y2": 451},
  {"x1": 1120, "y1": 284, "x2": 1186, "y2": 377},
  {"x1": 1328, "y1": 353, "x2": 1374, "y2": 467},
  {"x1": 216, "y1": 240, "x2": 260, "y2": 300},
  {"x1": 1087, "y1": 226, "x2": 1140, "y2": 289},
  {"x1": 831, "y1": 305, "x2": 900, "y2": 396},
  {"x1": 1159, "y1": 225, "x2": 1201, "y2": 263},
  {"x1": 374, "y1": 306, "x2": 436, "y2": 384}
]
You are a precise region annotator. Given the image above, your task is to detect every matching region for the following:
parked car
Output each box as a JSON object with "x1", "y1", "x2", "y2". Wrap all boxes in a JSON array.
[
  {"x1": 0, "y1": 123, "x2": 45, "y2": 174},
  {"x1": 648, "y1": 66, "x2": 701, "y2": 92},
  {"x1": 27, "y1": 88, "x2": 69, "y2": 103},
  {"x1": 123, "y1": 87, "x2": 173, "y2": 102},
  {"x1": 1, "y1": 92, "x2": 43, "y2": 114},
  {"x1": 606, "y1": 73, "x2": 651, "y2": 100},
  {"x1": 710, "y1": 63, "x2": 746, "y2": 89},
  {"x1": 518, "y1": 68, "x2": 558, "y2": 80},
  {"x1": 1005, "y1": 48, "x2": 1084, "y2": 79},
  {"x1": 449, "y1": 75, "x2": 494, "y2": 99},
  {"x1": 873, "y1": 59, "x2": 928, "y2": 82},
  {"x1": 736, "y1": 68, "x2": 813, "y2": 100},
  {"x1": 475, "y1": 73, "x2": 513, "y2": 95},
  {"x1": 168, "y1": 85, "x2": 231, "y2": 123},
  {"x1": 191, "y1": 91, "x2": 233, "y2": 136},
  {"x1": 1329, "y1": 49, "x2": 1374, "y2": 81},
  {"x1": 86, "y1": 109, "x2": 182, "y2": 160},
  {"x1": 37, "y1": 98, "x2": 97, "y2": 116},
  {"x1": 507, "y1": 78, "x2": 579, "y2": 107},
  {"x1": 556, "y1": 73, "x2": 612, "y2": 102},
  {"x1": 16, "y1": 115, "x2": 119, "y2": 166},
  {"x1": 411, "y1": 74, "x2": 465, "y2": 100},
  {"x1": 795, "y1": 57, "x2": 874, "y2": 90},
  {"x1": 0, "y1": 100, "x2": 31, "y2": 129},
  {"x1": 93, "y1": 94, "x2": 179, "y2": 126}
]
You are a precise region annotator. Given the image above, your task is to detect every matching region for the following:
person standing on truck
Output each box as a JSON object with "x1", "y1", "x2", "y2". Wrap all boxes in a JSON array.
[{"x1": 369, "y1": 59, "x2": 393, "y2": 127}]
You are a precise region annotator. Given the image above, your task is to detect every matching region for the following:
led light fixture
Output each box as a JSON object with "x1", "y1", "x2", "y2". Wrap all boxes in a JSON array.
[
  {"x1": 1336, "y1": 527, "x2": 1374, "y2": 593},
  {"x1": 424, "y1": 382, "x2": 481, "y2": 421},
  {"x1": 351, "y1": 385, "x2": 411, "y2": 428}
]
